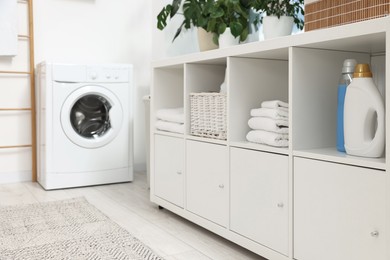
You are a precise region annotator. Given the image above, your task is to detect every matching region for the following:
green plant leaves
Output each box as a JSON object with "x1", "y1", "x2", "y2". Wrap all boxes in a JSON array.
[
  {"x1": 218, "y1": 23, "x2": 227, "y2": 34},
  {"x1": 171, "y1": 0, "x2": 182, "y2": 17},
  {"x1": 240, "y1": 26, "x2": 249, "y2": 41},
  {"x1": 157, "y1": 5, "x2": 172, "y2": 30},
  {"x1": 207, "y1": 18, "x2": 217, "y2": 32},
  {"x1": 229, "y1": 21, "x2": 243, "y2": 37},
  {"x1": 255, "y1": 0, "x2": 304, "y2": 28},
  {"x1": 157, "y1": 0, "x2": 304, "y2": 43},
  {"x1": 210, "y1": 6, "x2": 224, "y2": 18}
]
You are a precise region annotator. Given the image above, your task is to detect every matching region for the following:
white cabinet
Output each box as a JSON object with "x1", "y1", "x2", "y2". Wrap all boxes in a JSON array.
[
  {"x1": 186, "y1": 140, "x2": 228, "y2": 227},
  {"x1": 230, "y1": 147, "x2": 289, "y2": 255},
  {"x1": 151, "y1": 18, "x2": 390, "y2": 260},
  {"x1": 154, "y1": 134, "x2": 184, "y2": 207},
  {"x1": 294, "y1": 157, "x2": 387, "y2": 260}
]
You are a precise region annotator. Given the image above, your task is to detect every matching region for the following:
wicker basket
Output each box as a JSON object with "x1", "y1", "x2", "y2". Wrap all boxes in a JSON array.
[
  {"x1": 305, "y1": 0, "x2": 390, "y2": 31},
  {"x1": 190, "y1": 92, "x2": 227, "y2": 140}
]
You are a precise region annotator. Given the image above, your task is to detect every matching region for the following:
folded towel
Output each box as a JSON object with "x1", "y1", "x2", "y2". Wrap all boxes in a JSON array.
[
  {"x1": 246, "y1": 130, "x2": 289, "y2": 147},
  {"x1": 250, "y1": 107, "x2": 289, "y2": 119},
  {"x1": 261, "y1": 100, "x2": 289, "y2": 109},
  {"x1": 248, "y1": 117, "x2": 289, "y2": 133},
  {"x1": 155, "y1": 120, "x2": 184, "y2": 134},
  {"x1": 156, "y1": 107, "x2": 184, "y2": 124}
]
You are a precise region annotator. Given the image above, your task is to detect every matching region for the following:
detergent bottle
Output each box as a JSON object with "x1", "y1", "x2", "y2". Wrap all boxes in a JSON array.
[
  {"x1": 344, "y1": 64, "x2": 385, "y2": 158},
  {"x1": 336, "y1": 59, "x2": 356, "y2": 152}
]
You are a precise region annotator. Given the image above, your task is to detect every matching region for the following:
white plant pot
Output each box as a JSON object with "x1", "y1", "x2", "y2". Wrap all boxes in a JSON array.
[
  {"x1": 197, "y1": 28, "x2": 218, "y2": 52},
  {"x1": 218, "y1": 28, "x2": 240, "y2": 49},
  {"x1": 263, "y1": 16, "x2": 294, "y2": 39}
]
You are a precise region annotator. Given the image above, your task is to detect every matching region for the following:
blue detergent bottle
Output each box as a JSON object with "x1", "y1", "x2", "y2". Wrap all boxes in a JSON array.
[{"x1": 337, "y1": 59, "x2": 357, "y2": 152}]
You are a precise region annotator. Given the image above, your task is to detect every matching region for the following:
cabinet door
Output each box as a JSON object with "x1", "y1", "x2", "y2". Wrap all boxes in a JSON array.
[
  {"x1": 294, "y1": 157, "x2": 387, "y2": 260},
  {"x1": 186, "y1": 140, "x2": 228, "y2": 227},
  {"x1": 154, "y1": 135, "x2": 184, "y2": 207},
  {"x1": 230, "y1": 147, "x2": 289, "y2": 255}
]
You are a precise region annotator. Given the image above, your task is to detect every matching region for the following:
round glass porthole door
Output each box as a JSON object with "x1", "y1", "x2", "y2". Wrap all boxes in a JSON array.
[
  {"x1": 70, "y1": 95, "x2": 111, "y2": 139},
  {"x1": 61, "y1": 85, "x2": 123, "y2": 148}
]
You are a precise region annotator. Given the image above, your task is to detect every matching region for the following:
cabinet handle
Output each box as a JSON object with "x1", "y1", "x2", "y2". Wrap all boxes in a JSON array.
[
  {"x1": 277, "y1": 202, "x2": 284, "y2": 208},
  {"x1": 176, "y1": 171, "x2": 182, "y2": 175},
  {"x1": 219, "y1": 184, "x2": 224, "y2": 189},
  {"x1": 371, "y1": 230, "x2": 379, "y2": 237}
]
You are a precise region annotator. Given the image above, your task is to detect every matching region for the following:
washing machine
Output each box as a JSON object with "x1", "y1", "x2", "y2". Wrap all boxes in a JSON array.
[{"x1": 36, "y1": 62, "x2": 133, "y2": 190}]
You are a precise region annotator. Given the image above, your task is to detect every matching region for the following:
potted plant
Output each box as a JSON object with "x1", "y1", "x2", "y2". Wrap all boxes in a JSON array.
[
  {"x1": 253, "y1": 0, "x2": 304, "y2": 39},
  {"x1": 157, "y1": 0, "x2": 259, "y2": 49},
  {"x1": 157, "y1": 0, "x2": 214, "y2": 41},
  {"x1": 206, "y1": 0, "x2": 258, "y2": 48}
]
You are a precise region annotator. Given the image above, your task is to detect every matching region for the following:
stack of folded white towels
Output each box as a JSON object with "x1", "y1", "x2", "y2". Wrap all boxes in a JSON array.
[
  {"x1": 155, "y1": 107, "x2": 184, "y2": 134},
  {"x1": 246, "y1": 100, "x2": 289, "y2": 147}
]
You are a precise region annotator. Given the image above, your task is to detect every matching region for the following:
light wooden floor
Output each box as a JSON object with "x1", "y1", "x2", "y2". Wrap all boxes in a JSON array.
[{"x1": 0, "y1": 172, "x2": 266, "y2": 260}]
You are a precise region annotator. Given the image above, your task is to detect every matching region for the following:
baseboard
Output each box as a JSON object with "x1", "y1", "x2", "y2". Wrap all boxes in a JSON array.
[{"x1": 0, "y1": 170, "x2": 32, "y2": 184}]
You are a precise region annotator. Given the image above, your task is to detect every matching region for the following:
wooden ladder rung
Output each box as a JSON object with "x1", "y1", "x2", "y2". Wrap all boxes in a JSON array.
[
  {"x1": 0, "y1": 144, "x2": 32, "y2": 149},
  {"x1": 0, "y1": 108, "x2": 31, "y2": 111},
  {"x1": 18, "y1": 34, "x2": 30, "y2": 39},
  {"x1": 0, "y1": 71, "x2": 31, "y2": 75}
]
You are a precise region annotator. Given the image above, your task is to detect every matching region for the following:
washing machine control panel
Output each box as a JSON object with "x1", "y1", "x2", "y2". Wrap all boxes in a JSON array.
[{"x1": 86, "y1": 66, "x2": 130, "y2": 83}]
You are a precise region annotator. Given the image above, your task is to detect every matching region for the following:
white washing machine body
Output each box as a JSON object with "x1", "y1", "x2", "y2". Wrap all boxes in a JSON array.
[{"x1": 36, "y1": 62, "x2": 133, "y2": 190}]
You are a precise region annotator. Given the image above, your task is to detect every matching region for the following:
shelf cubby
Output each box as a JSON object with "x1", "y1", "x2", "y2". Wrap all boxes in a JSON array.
[
  {"x1": 228, "y1": 56, "x2": 288, "y2": 152},
  {"x1": 290, "y1": 47, "x2": 385, "y2": 166},
  {"x1": 152, "y1": 66, "x2": 184, "y2": 134},
  {"x1": 184, "y1": 62, "x2": 226, "y2": 94},
  {"x1": 184, "y1": 62, "x2": 226, "y2": 137}
]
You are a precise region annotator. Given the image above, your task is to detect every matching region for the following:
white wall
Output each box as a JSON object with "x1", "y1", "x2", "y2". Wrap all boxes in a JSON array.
[{"x1": 33, "y1": 0, "x2": 152, "y2": 173}]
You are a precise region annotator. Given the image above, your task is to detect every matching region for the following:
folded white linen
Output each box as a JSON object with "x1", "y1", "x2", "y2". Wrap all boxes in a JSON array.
[
  {"x1": 155, "y1": 120, "x2": 184, "y2": 134},
  {"x1": 246, "y1": 130, "x2": 289, "y2": 147},
  {"x1": 248, "y1": 117, "x2": 289, "y2": 133},
  {"x1": 156, "y1": 107, "x2": 184, "y2": 124},
  {"x1": 261, "y1": 100, "x2": 289, "y2": 109},
  {"x1": 250, "y1": 107, "x2": 289, "y2": 119}
]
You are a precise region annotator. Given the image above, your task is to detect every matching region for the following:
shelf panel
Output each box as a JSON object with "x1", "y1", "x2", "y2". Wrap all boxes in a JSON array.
[
  {"x1": 298, "y1": 31, "x2": 385, "y2": 55},
  {"x1": 186, "y1": 135, "x2": 227, "y2": 146},
  {"x1": 293, "y1": 147, "x2": 385, "y2": 171},
  {"x1": 230, "y1": 141, "x2": 289, "y2": 155},
  {"x1": 154, "y1": 130, "x2": 184, "y2": 139},
  {"x1": 153, "y1": 17, "x2": 390, "y2": 69}
]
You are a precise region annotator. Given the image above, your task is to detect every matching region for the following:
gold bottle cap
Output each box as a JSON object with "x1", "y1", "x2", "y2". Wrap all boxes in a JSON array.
[{"x1": 353, "y1": 63, "x2": 372, "y2": 78}]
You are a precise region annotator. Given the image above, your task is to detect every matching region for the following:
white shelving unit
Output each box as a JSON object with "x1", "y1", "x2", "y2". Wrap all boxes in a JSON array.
[{"x1": 150, "y1": 17, "x2": 389, "y2": 260}]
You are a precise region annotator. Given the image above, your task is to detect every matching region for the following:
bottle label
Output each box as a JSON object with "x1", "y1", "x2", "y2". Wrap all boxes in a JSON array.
[{"x1": 336, "y1": 84, "x2": 347, "y2": 152}]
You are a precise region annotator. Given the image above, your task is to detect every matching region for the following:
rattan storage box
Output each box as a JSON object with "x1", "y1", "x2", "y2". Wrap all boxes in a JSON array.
[
  {"x1": 190, "y1": 92, "x2": 227, "y2": 140},
  {"x1": 305, "y1": 0, "x2": 390, "y2": 31}
]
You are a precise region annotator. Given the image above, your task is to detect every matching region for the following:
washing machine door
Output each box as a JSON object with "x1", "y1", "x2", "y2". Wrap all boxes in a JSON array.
[{"x1": 61, "y1": 85, "x2": 123, "y2": 148}]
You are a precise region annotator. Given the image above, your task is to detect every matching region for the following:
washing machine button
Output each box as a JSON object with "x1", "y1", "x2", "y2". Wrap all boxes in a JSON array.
[{"x1": 90, "y1": 71, "x2": 98, "y2": 80}]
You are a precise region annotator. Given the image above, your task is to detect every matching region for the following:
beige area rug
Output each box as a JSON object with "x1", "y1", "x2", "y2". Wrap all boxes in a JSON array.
[{"x1": 0, "y1": 197, "x2": 164, "y2": 260}]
